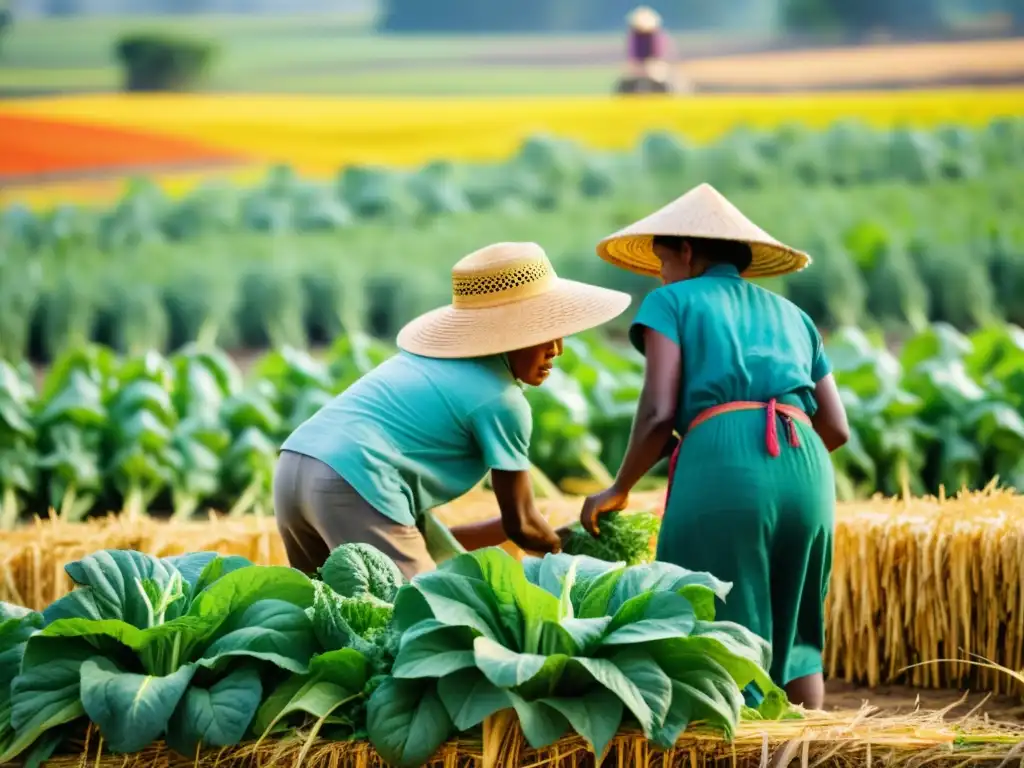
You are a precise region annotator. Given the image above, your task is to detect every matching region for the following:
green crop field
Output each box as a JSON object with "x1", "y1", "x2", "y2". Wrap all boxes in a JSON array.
[
  {"x1": 0, "y1": 11, "x2": 782, "y2": 96},
  {"x1": 3, "y1": 118, "x2": 1022, "y2": 365},
  {"x1": 0, "y1": 13, "x2": 658, "y2": 96}
]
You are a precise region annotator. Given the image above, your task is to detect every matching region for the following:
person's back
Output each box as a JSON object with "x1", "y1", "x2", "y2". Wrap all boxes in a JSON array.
[
  {"x1": 629, "y1": 262, "x2": 827, "y2": 435},
  {"x1": 587, "y1": 184, "x2": 849, "y2": 710},
  {"x1": 282, "y1": 351, "x2": 530, "y2": 527}
]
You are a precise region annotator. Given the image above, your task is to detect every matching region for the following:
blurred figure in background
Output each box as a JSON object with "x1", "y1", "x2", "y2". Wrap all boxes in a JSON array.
[{"x1": 624, "y1": 6, "x2": 673, "y2": 90}]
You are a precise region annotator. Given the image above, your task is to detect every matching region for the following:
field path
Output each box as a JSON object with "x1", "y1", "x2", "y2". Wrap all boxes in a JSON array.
[
  {"x1": 681, "y1": 37, "x2": 1024, "y2": 90},
  {"x1": 260, "y1": 36, "x2": 1024, "y2": 91}
]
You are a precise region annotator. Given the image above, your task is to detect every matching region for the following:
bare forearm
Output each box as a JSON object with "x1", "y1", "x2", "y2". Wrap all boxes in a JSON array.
[
  {"x1": 449, "y1": 517, "x2": 508, "y2": 550},
  {"x1": 614, "y1": 409, "x2": 675, "y2": 493},
  {"x1": 490, "y1": 469, "x2": 562, "y2": 554},
  {"x1": 811, "y1": 417, "x2": 847, "y2": 453}
]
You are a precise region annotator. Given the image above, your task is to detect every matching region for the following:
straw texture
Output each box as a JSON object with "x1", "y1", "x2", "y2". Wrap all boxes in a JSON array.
[
  {"x1": 40, "y1": 703, "x2": 1024, "y2": 768},
  {"x1": 596, "y1": 183, "x2": 811, "y2": 279},
  {"x1": 4, "y1": 489, "x2": 1024, "y2": 694},
  {"x1": 397, "y1": 242, "x2": 631, "y2": 358}
]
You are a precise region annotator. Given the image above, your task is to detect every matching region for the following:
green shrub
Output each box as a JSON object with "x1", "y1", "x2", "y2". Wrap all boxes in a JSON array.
[
  {"x1": 0, "y1": 8, "x2": 11, "y2": 57},
  {"x1": 115, "y1": 33, "x2": 218, "y2": 93}
]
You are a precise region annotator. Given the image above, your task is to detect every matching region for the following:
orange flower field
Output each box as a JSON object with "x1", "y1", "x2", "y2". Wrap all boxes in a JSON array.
[{"x1": 0, "y1": 113, "x2": 240, "y2": 178}]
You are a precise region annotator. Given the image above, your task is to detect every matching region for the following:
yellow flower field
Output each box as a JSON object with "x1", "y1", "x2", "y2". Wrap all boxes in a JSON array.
[
  {"x1": 2, "y1": 88, "x2": 1022, "y2": 208},
  {"x1": 4, "y1": 89, "x2": 1023, "y2": 170}
]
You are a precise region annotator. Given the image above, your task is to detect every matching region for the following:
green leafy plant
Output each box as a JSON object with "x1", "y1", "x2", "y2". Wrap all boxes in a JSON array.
[
  {"x1": 255, "y1": 543, "x2": 406, "y2": 752},
  {"x1": 561, "y1": 510, "x2": 661, "y2": 566},
  {"x1": 366, "y1": 548, "x2": 785, "y2": 767},
  {"x1": 2, "y1": 550, "x2": 317, "y2": 762}
]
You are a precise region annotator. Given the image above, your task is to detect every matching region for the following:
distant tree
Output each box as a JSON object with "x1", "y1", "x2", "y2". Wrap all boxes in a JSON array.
[
  {"x1": 45, "y1": 0, "x2": 84, "y2": 15},
  {"x1": 379, "y1": 0, "x2": 699, "y2": 32},
  {"x1": 782, "y1": 0, "x2": 944, "y2": 37},
  {"x1": 0, "y1": 7, "x2": 10, "y2": 57},
  {"x1": 115, "y1": 33, "x2": 218, "y2": 92},
  {"x1": 1008, "y1": 0, "x2": 1024, "y2": 31},
  {"x1": 782, "y1": 0, "x2": 844, "y2": 33}
]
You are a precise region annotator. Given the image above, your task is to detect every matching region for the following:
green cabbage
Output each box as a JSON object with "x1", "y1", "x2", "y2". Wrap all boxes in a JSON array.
[{"x1": 319, "y1": 542, "x2": 405, "y2": 604}]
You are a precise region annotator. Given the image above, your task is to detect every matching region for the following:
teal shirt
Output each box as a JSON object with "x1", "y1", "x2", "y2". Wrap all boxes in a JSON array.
[
  {"x1": 281, "y1": 351, "x2": 532, "y2": 526},
  {"x1": 628, "y1": 263, "x2": 831, "y2": 433}
]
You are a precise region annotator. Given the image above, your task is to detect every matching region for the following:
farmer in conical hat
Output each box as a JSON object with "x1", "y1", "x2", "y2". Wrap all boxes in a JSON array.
[
  {"x1": 625, "y1": 6, "x2": 671, "y2": 82},
  {"x1": 579, "y1": 184, "x2": 849, "y2": 709},
  {"x1": 274, "y1": 242, "x2": 631, "y2": 579}
]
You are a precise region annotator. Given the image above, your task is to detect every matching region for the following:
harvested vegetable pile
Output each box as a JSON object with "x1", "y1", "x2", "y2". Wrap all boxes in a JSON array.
[
  {"x1": 560, "y1": 510, "x2": 661, "y2": 566},
  {"x1": 0, "y1": 543, "x2": 789, "y2": 766}
]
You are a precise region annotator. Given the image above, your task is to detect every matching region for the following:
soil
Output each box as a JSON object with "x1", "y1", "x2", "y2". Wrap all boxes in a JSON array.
[
  {"x1": 679, "y1": 37, "x2": 1024, "y2": 91},
  {"x1": 825, "y1": 679, "x2": 1024, "y2": 721}
]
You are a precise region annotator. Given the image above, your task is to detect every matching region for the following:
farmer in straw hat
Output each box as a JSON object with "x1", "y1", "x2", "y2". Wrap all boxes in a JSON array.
[
  {"x1": 274, "y1": 242, "x2": 631, "y2": 579},
  {"x1": 579, "y1": 183, "x2": 850, "y2": 710}
]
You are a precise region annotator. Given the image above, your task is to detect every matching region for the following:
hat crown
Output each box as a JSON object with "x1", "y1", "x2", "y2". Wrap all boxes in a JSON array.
[
  {"x1": 629, "y1": 6, "x2": 661, "y2": 29},
  {"x1": 451, "y1": 242, "x2": 557, "y2": 309}
]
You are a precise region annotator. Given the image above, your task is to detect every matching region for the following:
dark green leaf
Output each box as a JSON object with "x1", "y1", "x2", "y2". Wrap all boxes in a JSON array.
[
  {"x1": 78, "y1": 656, "x2": 195, "y2": 753},
  {"x1": 391, "y1": 619, "x2": 476, "y2": 679},
  {"x1": 165, "y1": 665, "x2": 262, "y2": 755},
  {"x1": 541, "y1": 688, "x2": 623, "y2": 758},
  {"x1": 436, "y1": 669, "x2": 511, "y2": 730},
  {"x1": 366, "y1": 677, "x2": 453, "y2": 768}
]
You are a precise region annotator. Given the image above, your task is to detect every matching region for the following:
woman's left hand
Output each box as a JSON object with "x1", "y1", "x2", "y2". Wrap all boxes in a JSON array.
[{"x1": 580, "y1": 485, "x2": 630, "y2": 537}]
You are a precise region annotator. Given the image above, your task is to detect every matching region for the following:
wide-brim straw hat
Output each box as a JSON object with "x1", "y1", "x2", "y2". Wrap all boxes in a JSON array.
[
  {"x1": 628, "y1": 6, "x2": 662, "y2": 31},
  {"x1": 397, "y1": 242, "x2": 632, "y2": 359},
  {"x1": 596, "y1": 182, "x2": 810, "y2": 279}
]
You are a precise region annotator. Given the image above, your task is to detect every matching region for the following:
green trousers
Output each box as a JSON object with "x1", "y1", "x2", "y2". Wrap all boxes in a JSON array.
[{"x1": 657, "y1": 409, "x2": 835, "y2": 688}]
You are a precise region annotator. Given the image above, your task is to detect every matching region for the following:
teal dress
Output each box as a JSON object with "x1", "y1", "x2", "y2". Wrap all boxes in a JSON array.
[{"x1": 629, "y1": 263, "x2": 836, "y2": 690}]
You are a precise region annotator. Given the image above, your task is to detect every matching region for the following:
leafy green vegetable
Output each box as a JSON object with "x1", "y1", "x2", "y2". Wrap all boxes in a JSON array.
[
  {"x1": 368, "y1": 548, "x2": 781, "y2": 766},
  {"x1": 561, "y1": 510, "x2": 661, "y2": 566},
  {"x1": 320, "y1": 542, "x2": 406, "y2": 603},
  {"x1": 3, "y1": 550, "x2": 316, "y2": 760}
]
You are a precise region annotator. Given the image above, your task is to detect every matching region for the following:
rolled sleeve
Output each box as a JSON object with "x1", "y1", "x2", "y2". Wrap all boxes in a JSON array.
[
  {"x1": 812, "y1": 337, "x2": 832, "y2": 382},
  {"x1": 469, "y1": 389, "x2": 533, "y2": 472},
  {"x1": 806, "y1": 318, "x2": 832, "y2": 382},
  {"x1": 628, "y1": 289, "x2": 681, "y2": 355}
]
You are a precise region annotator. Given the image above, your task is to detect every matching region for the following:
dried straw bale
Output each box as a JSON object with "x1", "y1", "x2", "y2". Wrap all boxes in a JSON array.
[
  {"x1": 40, "y1": 704, "x2": 1024, "y2": 768},
  {"x1": 825, "y1": 488, "x2": 1024, "y2": 694},
  {"x1": 4, "y1": 488, "x2": 1024, "y2": 693}
]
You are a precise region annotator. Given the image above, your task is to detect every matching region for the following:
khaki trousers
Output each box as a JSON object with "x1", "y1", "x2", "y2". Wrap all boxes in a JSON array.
[{"x1": 273, "y1": 450, "x2": 435, "y2": 580}]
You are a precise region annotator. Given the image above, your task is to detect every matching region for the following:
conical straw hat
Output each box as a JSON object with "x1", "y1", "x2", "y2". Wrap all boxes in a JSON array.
[
  {"x1": 628, "y1": 6, "x2": 662, "y2": 31},
  {"x1": 397, "y1": 242, "x2": 632, "y2": 359},
  {"x1": 596, "y1": 183, "x2": 811, "y2": 279}
]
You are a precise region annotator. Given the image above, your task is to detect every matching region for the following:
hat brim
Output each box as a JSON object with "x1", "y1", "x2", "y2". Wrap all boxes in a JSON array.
[
  {"x1": 396, "y1": 278, "x2": 632, "y2": 359},
  {"x1": 597, "y1": 233, "x2": 810, "y2": 279}
]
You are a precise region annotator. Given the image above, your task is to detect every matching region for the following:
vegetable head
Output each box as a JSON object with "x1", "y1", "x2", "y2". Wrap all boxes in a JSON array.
[{"x1": 319, "y1": 542, "x2": 405, "y2": 603}]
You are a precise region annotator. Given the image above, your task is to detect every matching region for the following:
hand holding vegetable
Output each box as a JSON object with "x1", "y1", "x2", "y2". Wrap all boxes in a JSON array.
[
  {"x1": 580, "y1": 484, "x2": 630, "y2": 537},
  {"x1": 491, "y1": 468, "x2": 563, "y2": 554}
]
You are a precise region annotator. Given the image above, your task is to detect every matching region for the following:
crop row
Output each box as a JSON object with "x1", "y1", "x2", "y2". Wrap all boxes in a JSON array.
[
  {"x1": 0, "y1": 541, "x2": 787, "y2": 766},
  {"x1": 1, "y1": 322, "x2": 1022, "y2": 529},
  {"x1": 7, "y1": 117, "x2": 1024, "y2": 248},
  {"x1": 1, "y1": 171, "x2": 1023, "y2": 364}
]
